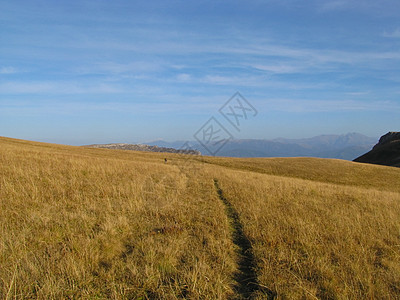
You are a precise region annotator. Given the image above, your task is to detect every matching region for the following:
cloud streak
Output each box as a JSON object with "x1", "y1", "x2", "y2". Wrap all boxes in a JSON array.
[
  {"x1": 0, "y1": 66, "x2": 19, "y2": 74},
  {"x1": 260, "y1": 98, "x2": 400, "y2": 113},
  {"x1": 0, "y1": 81, "x2": 123, "y2": 94},
  {"x1": 383, "y1": 28, "x2": 400, "y2": 38}
]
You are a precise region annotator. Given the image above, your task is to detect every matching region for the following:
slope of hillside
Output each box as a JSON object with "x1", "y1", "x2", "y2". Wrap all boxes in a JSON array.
[
  {"x1": 1, "y1": 137, "x2": 400, "y2": 299},
  {"x1": 198, "y1": 155, "x2": 400, "y2": 193},
  {"x1": 354, "y1": 132, "x2": 400, "y2": 167},
  {"x1": 0, "y1": 137, "x2": 235, "y2": 299}
]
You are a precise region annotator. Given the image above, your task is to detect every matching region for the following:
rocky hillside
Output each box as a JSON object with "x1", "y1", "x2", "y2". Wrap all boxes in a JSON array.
[
  {"x1": 354, "y1": 132, "x2": 400, "y2": 167},
  {"x1": 85, "y1": 143, "x2": 201, "y2": 155}
]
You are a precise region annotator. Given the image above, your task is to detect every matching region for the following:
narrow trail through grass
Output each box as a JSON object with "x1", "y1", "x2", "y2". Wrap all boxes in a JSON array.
[{"x1": 213, "y1": 179, "x2": 276, "y2": 299}]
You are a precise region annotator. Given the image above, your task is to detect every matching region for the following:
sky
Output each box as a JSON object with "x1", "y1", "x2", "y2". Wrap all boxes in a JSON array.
[{"x1": 1, "y1": 0, "x2": 400, "y2": 145}]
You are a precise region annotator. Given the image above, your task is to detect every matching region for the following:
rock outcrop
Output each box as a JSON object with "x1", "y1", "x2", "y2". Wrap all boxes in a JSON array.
[
  {"x1": 354, "y1": 132, "x2": 400, "y2": 167},
  {"x1": 372, "y1": 132, "x2": 400, "y2": 149}
]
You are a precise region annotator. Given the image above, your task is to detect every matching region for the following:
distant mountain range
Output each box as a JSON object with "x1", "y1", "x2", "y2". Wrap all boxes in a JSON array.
[{"x1": 148, "y1": 133, "x2": 377, "y2": 161}]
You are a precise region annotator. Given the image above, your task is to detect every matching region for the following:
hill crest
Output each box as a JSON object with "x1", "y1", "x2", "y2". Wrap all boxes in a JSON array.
[{"x1": 85, "y1": 143, "x2": 201, "y2": 155}]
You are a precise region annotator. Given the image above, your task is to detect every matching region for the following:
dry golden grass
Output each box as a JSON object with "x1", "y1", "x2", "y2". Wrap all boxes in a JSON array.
[
  {"x1": 0, "y1": 137, "x2": 236, "y2": 299},
  {"x1": 1, "y1": 136, "x2": 400, "y2": 299},
  {"x1": 213, "y1": 169, "x2": 400, "y2": 299},
  {"x1": 199, "y1": 156, "x2": 400, "y2": 193}
]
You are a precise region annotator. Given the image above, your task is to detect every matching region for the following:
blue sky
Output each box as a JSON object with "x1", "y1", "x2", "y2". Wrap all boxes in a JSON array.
[{"x1": 1, "y1": 0, "x2": 399, "y2": 145}]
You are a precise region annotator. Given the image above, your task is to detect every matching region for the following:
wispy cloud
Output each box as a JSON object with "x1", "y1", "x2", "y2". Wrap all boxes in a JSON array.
[
  {"x1": 345, "y1": 91, "x2": 370, "y2": 96},
  {"x1": 0, "y1": 66, "x2": 19, "y2": 74},
  {"x1": 383, "y1": 28, "x2": 400, "y2": 38},
  {"x1": 176, "y1": 73, "x2": 191, "y2": 82},
  {"x1": 75, "y1": 61, "x2": 164, "y2": 75},
  {"x1": 316, "y1": 0, "x2": 399, "y2": 15},
  {"x1": 259, "y1": 98, "x2": 400, "y2": 113},
  {"x1": 74, "y1": 35, "x2": 400, "y2": 72},
  {"x1": 0, "y1": 93, "x2": 225, "y2": 116},
  {"x1": 0, "y1": 81, "x2": 123, "y2": 94},
  {"x1": 250, "y1": 64, "x2": 303, "y2": 74},
  {"x1": 318, "y1": 0, "x2": 349, "y2": 12}
]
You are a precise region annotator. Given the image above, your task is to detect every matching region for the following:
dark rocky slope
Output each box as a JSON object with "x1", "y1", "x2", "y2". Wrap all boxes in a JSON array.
[{"x1": 354, "y1": 132, "x2": 400, "y2": 168}]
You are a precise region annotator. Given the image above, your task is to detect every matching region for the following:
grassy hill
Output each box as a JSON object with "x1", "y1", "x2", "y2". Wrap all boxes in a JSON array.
[{"x1": 1, "y1": 137, "x2": 400, "y2": 299}]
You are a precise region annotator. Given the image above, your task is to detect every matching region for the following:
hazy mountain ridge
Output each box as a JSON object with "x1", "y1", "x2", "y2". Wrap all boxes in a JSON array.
[{"x1": 149, "y1": 133, "x2": 377, "y2": 160}]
